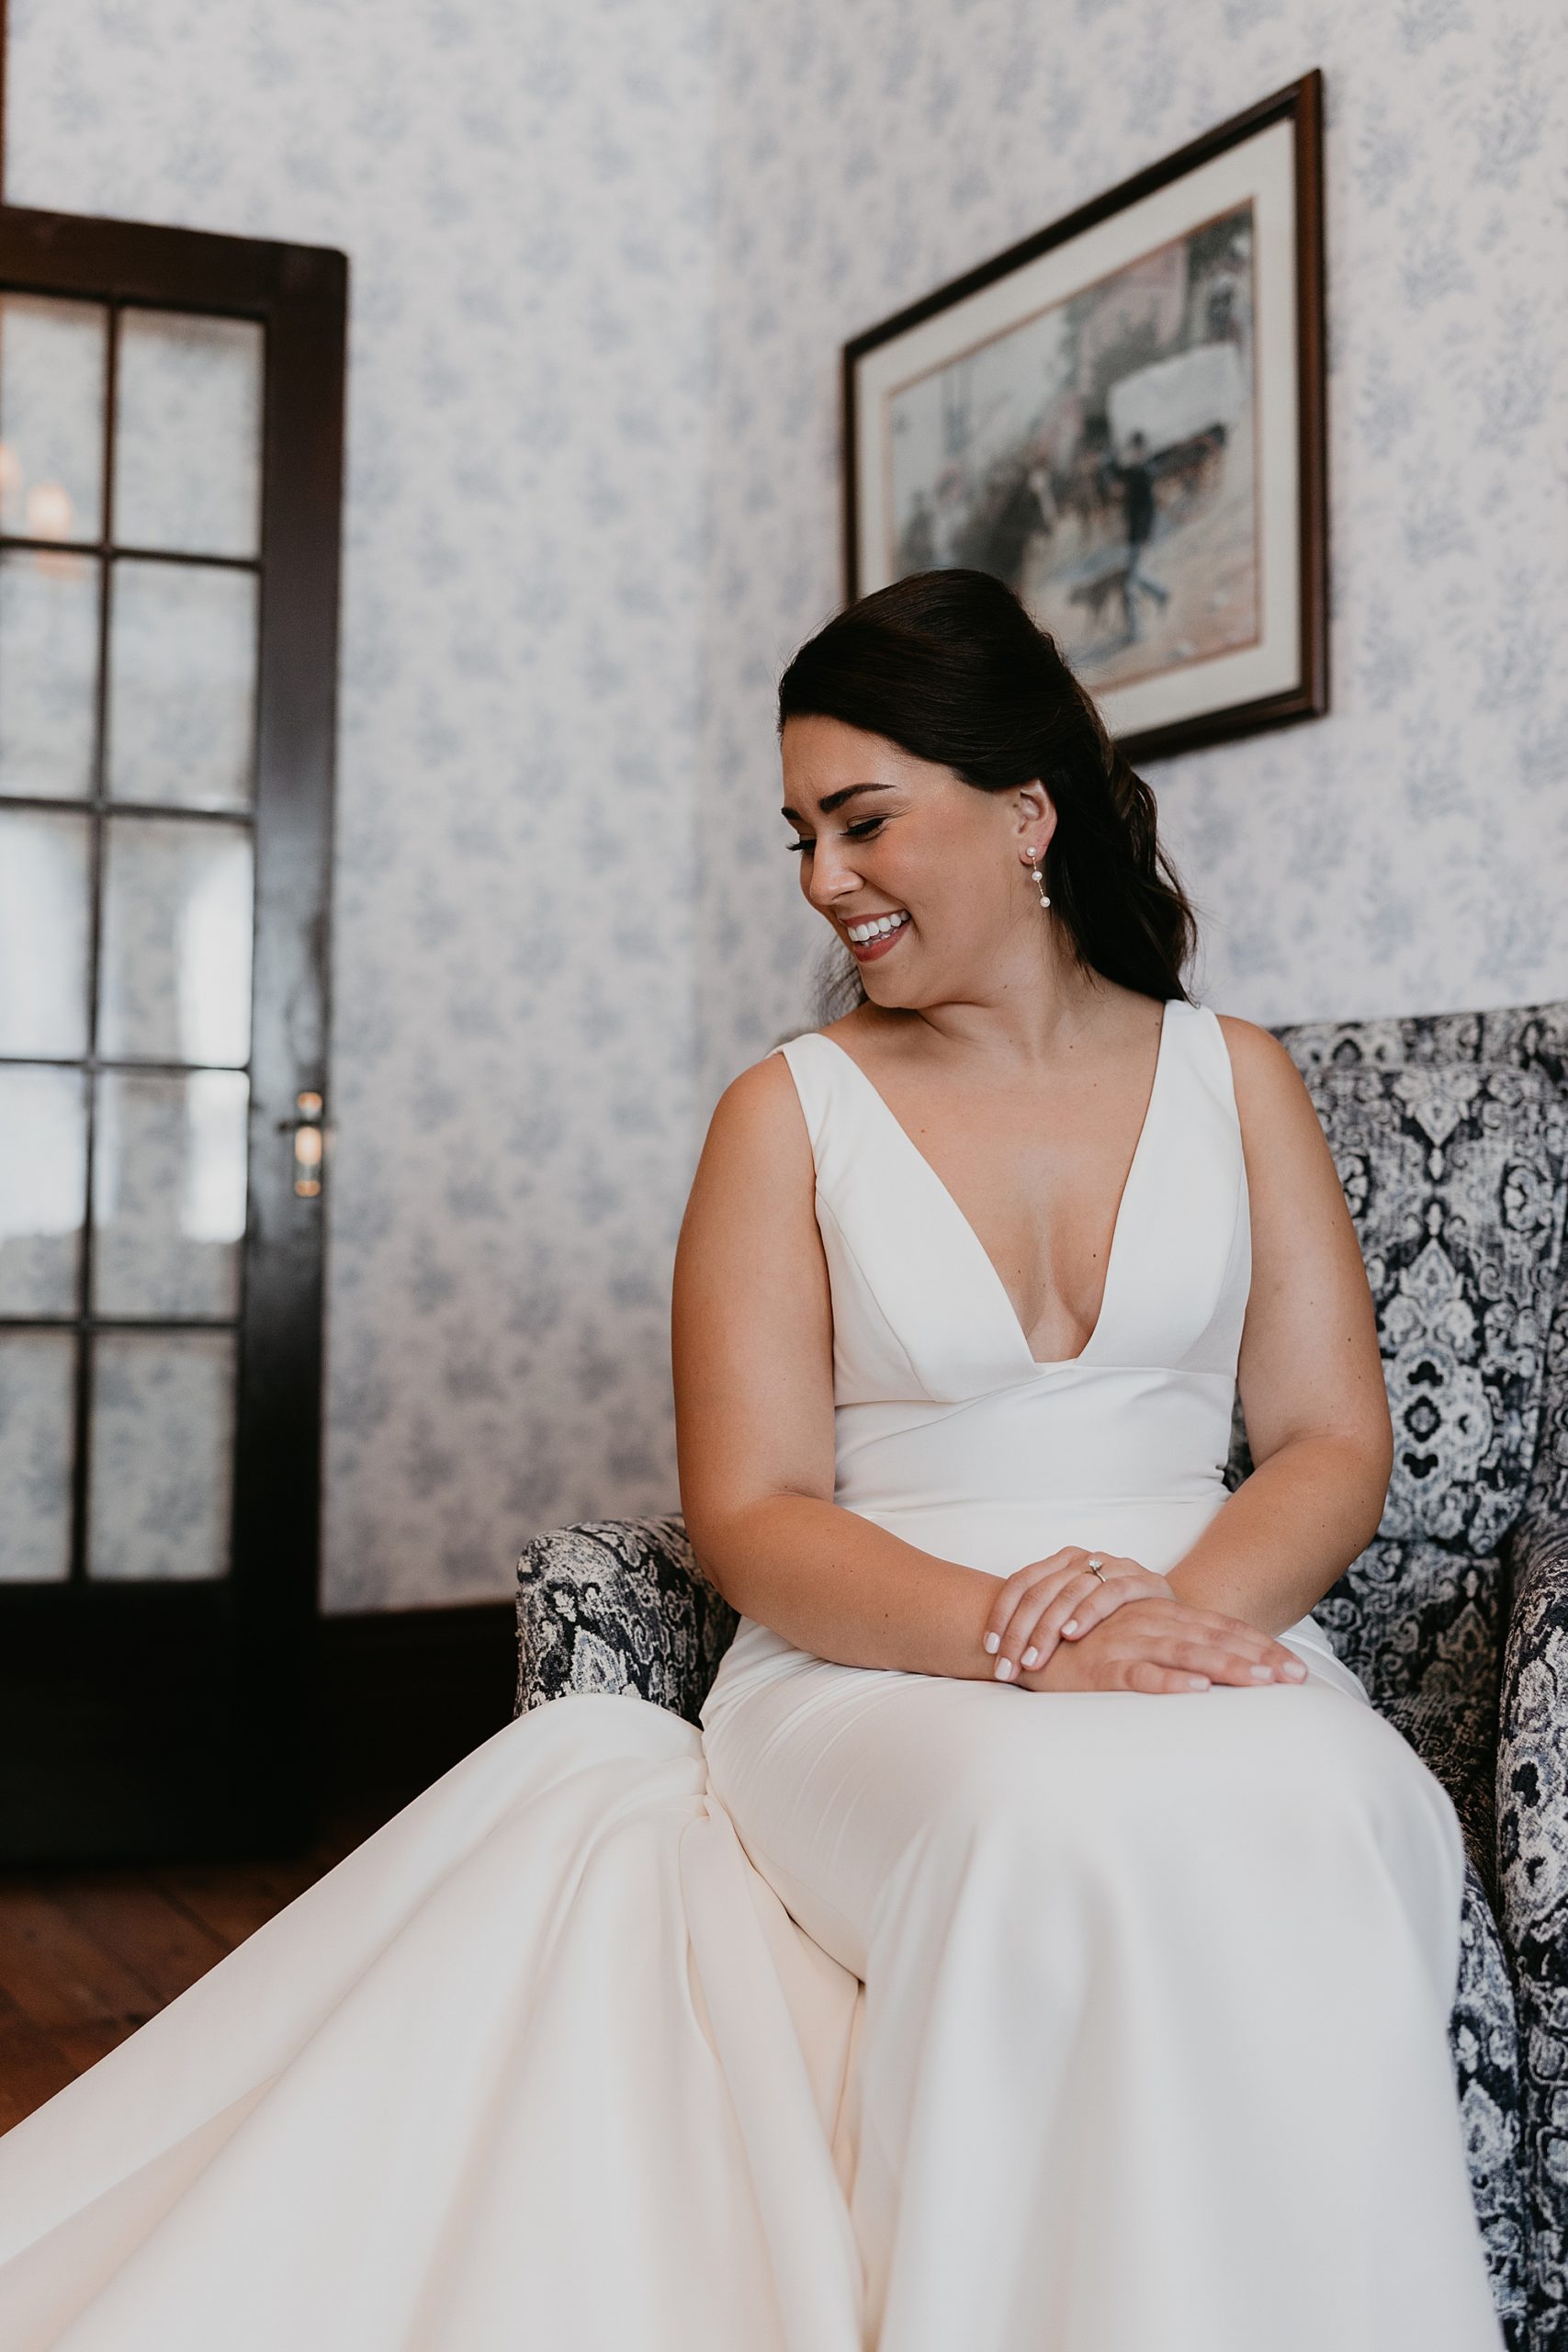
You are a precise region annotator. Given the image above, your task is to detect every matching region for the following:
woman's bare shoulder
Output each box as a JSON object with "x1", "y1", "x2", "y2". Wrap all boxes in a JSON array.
[
  {"x1": 698, "y1": 1044, "x2": 811, "y2": 1173},
  {"x1": 677, "y1": 1051, "x2": 822, "y2": 1331},
  {"x1": 1213, "y1": 1012, "x2": 1332, "y2": 1176},
  {"x1": 1213, "y1": 1011, "x2": 1313, "y2": 1098}
]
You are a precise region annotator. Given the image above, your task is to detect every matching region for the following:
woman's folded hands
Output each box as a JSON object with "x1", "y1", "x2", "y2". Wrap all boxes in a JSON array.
[{"x1": 980, "y1": 1547, "x2": 1310, "y2": 1695}]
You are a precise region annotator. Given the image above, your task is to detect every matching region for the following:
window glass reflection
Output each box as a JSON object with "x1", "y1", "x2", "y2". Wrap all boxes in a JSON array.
[
  {"x1": 87, "y1": 1330, "x2": 234, "y2": 1581},
  {"x1": 0, "y1": 809, "x2": 91, "y2": 1058},
  {"x1": 98, "y1": 816, "x2": 254, "y2": 1067},
  {"x1": 0, "y1": 1332, "x2": 75, "y2": 1584},
  {"x1": 0, "y1": 294, "x2": 108, "y2": 544},
  {"x1": 107, "y1": 560, "x2": 256, "y2": 810},
  {"x1": 0, "y1": 549, "x2": 101, "y2": 801},
  {"x1": 93, "y1": 1070, "x2": 248, "y2": 1317},
  {"x1": 0, "y1": 1068, "x2": 87, "y2": 1316},
  {"x1": 114, "y1": 311, "x2": 263, "y2": 560}
]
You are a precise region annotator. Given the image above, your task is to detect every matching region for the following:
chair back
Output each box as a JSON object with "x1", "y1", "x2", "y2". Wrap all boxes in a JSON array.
[{"x1": 1224, "y1": 999, "x2": 1568, "y2": 1866}]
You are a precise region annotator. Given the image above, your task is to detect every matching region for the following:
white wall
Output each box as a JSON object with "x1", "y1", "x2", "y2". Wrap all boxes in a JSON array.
[
  {"x1": 11, "y1": 0, "x2": 1568, "y2": 1610},
  {"x1": 696, "y1": 0, "x2": 1568, "y2": 1109},
  {"x1": 7, "y1": 0, "x2": 718, "y2": 1609}
]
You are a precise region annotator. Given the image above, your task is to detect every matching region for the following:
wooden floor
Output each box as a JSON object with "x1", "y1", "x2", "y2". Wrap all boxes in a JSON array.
[
  {"x1": 0, "y1": 1798, "x2": 395, "y2": 2132},
  {"x1": 0, "y1": 1598, "x2": 520, "y2": 2133}
]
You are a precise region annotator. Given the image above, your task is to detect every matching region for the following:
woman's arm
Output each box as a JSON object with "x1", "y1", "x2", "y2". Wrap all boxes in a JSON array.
[
  {"x1": 672, "y1": 1053, "x2": 1006, "y2": 1680},
  {"x1": 1162, "y1": 1016, "x2": 1393, "y2": 1637}
]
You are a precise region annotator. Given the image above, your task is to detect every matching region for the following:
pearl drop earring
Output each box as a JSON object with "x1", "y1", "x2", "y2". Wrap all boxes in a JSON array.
[{"x1": 1027, "y1": 849, "x2": 1051, "y2": 910}]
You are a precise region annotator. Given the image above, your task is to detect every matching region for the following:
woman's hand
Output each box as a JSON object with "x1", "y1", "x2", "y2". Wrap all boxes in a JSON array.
[
  {"x1": 982, "y1": 1552, "x2": 1316, "y2": 1683},
  {"x1": 983, "y1": 1549, "x2": 1176, "y2": 1681},
  {"x1": 1011, "y1": 1595, "x2": 1311, "y2": 1695}
]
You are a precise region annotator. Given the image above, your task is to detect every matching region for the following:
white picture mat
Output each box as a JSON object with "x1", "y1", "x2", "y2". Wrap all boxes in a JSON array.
[{"x1": 852, "y1": 116, "x2": 1302, "y2": 741}]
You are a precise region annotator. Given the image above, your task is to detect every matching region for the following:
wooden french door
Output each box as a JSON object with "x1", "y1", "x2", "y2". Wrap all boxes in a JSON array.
[{"x1": 0, "y1": 205, "x2": 346, "y2": 1860}]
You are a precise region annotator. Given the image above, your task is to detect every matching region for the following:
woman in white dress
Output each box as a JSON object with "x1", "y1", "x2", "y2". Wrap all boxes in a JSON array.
[{"x1": 0, "y1": 568, "x2": 1502, "y2": 2352}]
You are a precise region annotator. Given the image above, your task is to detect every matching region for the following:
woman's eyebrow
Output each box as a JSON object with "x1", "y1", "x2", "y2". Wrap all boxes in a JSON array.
[{"x1": 780, "y1": 782, "x2": 897, "y2": 823}]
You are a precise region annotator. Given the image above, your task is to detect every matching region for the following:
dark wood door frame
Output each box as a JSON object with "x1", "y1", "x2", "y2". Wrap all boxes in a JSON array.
[{"x1": 0, "y1": 201, "x2": 348, "y2": 1859}]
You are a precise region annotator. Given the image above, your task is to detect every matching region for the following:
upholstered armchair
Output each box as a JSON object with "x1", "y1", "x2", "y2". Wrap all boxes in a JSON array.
[{"x1": 515, "y1": 996, "x2": 1568, "y2": 2352}]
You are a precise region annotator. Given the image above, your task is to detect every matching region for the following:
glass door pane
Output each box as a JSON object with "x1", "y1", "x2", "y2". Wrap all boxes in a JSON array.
[
  {"x1": 87, "y1": 1330, "x2": 237, "y2": 1581},
  {"x1": 0, "y1": 548, "x2": 101, "y2": 799},
  {"x1": 0, "y1": 294, "x2": 108, "y2": 543},
  {"x1": 92, "y1": 1070, "x2": 249, "y2": 1317},
  {"x1": 0, "y1": 289, "x2": 264, "y2": 1589},
  {"x1": 0, "y1": 808, "x2": 93, "y2": 1057},
  {"x1": 0, "y1": 1067, "x2": 87, "y2": 1314},
  {"x1": 0, "y1": 1332, "x2": 75, "y2": 1584},
  {"x1": 107, "y1": 560, "x2": 257, "y2": 810},
  {"x1": 97, "y1": 815, "x2": 254, "y2": 1066},
  {"x1": 114, "y1": 311, "x2": 263, "y2": 559}
]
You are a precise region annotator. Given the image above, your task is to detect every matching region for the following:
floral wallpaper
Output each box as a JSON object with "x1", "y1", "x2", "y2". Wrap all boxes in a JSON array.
[
  {"x1": 6, "y1": 0, "x2": 719, "y2": 1609},
  {"x1": 696, "y1": 0, "x2": 1568, "y2": 1102},
  {"x1": 8, "y1": 0, "x2": 1567, "y2": 1611}
]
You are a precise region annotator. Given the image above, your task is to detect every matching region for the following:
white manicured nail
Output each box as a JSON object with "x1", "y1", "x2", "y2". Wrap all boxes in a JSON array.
[
  {"x1": 995, "y1": 1657, "x2": 1013, "y2": 1679},
  {"x1": 1062, "y1": 1619, "x2": 1078, "y2": 1635},
  {"x1": 1021, "y1": 1647, "x2": 1038, "y2": 1667},
  {"x1": 983, "y1": 1631, "x2": 1000, "y2": 1654}
]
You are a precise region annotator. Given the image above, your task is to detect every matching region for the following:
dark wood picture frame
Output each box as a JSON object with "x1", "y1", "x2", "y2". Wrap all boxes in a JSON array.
[{"x1": 842, "y1": 72, "x2": 1327, "y2": 766}]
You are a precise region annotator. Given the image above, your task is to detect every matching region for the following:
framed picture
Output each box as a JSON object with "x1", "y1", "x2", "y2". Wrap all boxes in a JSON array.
[{"x1": 842, "y1": 73, "x2": 1327, "y2": 764}]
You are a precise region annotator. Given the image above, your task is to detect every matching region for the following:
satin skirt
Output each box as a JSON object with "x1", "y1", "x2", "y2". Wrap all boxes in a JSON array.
[
  {"x1": 0, "y1": 1632, "x2": 1503, "y2": 2351},
  {"x1": 701, "y1": 1623, "x2": 1503, "y2": 2351}
]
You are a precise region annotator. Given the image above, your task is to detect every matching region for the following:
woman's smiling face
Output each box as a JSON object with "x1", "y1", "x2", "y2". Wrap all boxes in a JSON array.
[{"x1": 779, "y1": 714, "x2": 1057, "y2": 1006}]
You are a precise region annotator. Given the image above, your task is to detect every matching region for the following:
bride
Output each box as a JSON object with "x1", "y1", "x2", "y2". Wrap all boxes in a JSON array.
[{"x1": 0, "y1": 568, "x2": 1502, "y2": 2352}]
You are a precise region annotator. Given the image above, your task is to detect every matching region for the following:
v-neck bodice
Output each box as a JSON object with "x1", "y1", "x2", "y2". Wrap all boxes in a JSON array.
[
  {"x1": 810, "y1": 996, "x2": 1173, "y2": 1373},
  {"x1": 773, "y1": 995, "x2": 1247, "y2": 1407},
  {"x1": 731, "y1": 994, "x2": 1342, "y2": 1680}
]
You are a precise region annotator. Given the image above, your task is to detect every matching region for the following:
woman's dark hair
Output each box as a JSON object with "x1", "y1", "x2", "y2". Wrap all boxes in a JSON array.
[{"x1": 776, "y1": 569, "x2": 1200, "y2": 1023}]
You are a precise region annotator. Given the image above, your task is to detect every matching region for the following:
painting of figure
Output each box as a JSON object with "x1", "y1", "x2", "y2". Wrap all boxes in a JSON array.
[
  {"x1": 887, "y1": 206, "x2": 1258, "y2": 694},
  {"x1": 846, "y1": 78, "x2": 1325, "y2": 761}
]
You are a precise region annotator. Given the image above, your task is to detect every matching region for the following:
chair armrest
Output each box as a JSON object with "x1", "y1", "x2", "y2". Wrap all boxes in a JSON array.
[
  {"x1": 1497, "y1": 1508, "x2": 1568, "y2": 2322},
  {"x1": 513, "y1": 1511, "x2": 738, "y2": 1726}
]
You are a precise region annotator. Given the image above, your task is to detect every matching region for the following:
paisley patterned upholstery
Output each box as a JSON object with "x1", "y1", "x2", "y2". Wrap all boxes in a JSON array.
[
  {"x1": 515, "y1": 994, "x2": 1568, "y2": 2352},
  {"x1": 514, "y1": 1512, "x2": 736, "y2": 1724},
  {"x1": 1252, "y1": 998, "x2": 1568, "y2": 2351}
]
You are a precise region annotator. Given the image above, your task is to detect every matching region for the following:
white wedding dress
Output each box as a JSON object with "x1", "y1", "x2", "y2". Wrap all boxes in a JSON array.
[{"x1": 0, "y1": 997, "x2": 1503, "y2": 2352}]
